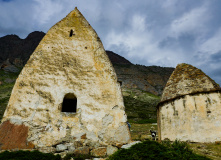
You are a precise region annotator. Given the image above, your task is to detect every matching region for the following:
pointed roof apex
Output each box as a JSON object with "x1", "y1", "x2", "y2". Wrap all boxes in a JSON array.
[
  {"x1": 73, "y1": 7, "x2": 80, "y2": 13},
  {"x1": 67, "y1": 7, "x2": 83, "y2": 17},
  {"x1": 161, "y1": 63, "x2": 220, "y2": 101},
  {"x1": 50, "y1": 7, "x2": 92, "y2": 31}
]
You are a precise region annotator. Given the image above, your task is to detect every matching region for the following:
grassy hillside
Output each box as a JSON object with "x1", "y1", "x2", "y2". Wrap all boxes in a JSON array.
[
  {"x1": 0, "y1": 70, "x2": 20, "y2": 122},
  {"x1": 122, "y1": 88, "x2": 160, "y2": 123}
]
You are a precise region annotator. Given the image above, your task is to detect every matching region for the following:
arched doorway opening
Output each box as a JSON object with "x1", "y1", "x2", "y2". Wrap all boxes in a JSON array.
[{"x1": 62, "y1": 93, "x2": 77, "y2": 113}]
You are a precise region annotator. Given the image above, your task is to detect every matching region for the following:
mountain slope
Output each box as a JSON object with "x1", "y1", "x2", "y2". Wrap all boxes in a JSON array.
[{"x1": 0, "y1": 31, "x2": 45, "y2": 66}]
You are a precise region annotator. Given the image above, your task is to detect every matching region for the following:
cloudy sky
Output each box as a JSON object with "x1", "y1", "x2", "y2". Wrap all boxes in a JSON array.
[{"x1": 0, "y1": 0, "x2": 221, "y2": 85}]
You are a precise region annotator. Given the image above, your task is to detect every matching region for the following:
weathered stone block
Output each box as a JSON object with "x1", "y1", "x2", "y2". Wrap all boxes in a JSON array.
[
  {"x1": 74, "y1": 146, "x2": 90, "y2": 155},
  {"x1": 107, "y1": 145, "x2": 118, "y2": 156},
  {"x1": 114, "y1": 124, "x2": 131, "y2": 144},
  {"x1": 74, "y1": 141, "x2": 83, "y2": 148},
  {"x1": 91, "y1": 147, "x2": 107, "y2": 157},
  {"x1": 67, "y1": 145, "x2": 75, "y2": 152},
  {"x1": 38, "y1": 147, "x2": 56, "y2": 153},
  {"x1": 56, "y1": 144, "x2": 68, "y2": 152}
]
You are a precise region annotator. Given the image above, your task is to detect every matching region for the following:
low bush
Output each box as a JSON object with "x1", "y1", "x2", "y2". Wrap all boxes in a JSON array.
[
  {"x1": 63, "y1": 153, "x2": 92, "y2": 160},
  {"x1": 108, "y1": 140, "x2": 210, "y2": 160},
  {"x1": 0, "y1": 150, "x2": 61, "y2": 160}
]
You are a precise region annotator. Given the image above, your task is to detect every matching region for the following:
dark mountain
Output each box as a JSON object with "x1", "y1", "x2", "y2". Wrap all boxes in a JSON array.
[
  {"x1": 114, "y1": 64, "x2": 174, "y2": 95},
  {"x1": 106, "y1": 50, "x2": 132, "y2": 65},
  {"x1": 0, "y1": 31, "x2": 45, "y2": 66},
  {"x1": 0, "y1": 31, "x2": 174, "y2": 95}
]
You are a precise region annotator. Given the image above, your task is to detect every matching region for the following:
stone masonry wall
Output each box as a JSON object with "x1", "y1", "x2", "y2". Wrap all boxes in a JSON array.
[{"x1": 158, "y1": 92, "x2": 221, "y2": 142}]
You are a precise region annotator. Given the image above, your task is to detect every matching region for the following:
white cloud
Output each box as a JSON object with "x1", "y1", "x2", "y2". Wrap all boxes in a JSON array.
[
  {"x1": 131, "y1": 15, "x2": 146, "y2": 32},
  {"x1": 0, "y1": 0, "x2": 34, "y2": 36},
  {"x1": 170, "y1": 4, "x2": 209, "y2": 37},
  {"x1": 162, "y1": 0, "x2": 178, "y2": 9},
  {"x1": 199, "y1": 28, "x2": 221, "y2": 54},
  {"x1": 0, "y1": 0, "x2": 76, "y2": 38},
  {"x1": 33, "y1": 0, "x2": 63, "y2": 25},
  {"x1": 0, "y1": 0, "x2": 220, "y2": 84}
]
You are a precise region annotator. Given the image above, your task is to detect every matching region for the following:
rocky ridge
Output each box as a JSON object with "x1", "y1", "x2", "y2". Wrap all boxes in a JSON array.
[{"x1": 0, "y1": 31, "x2": 45, "y2": 66}]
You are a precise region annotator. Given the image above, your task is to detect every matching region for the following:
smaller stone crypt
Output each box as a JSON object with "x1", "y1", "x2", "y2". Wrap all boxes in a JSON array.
[
  {"x1": 157, "y1": 63, "x2": 221, "y2": 142},
  {"x1": 0, "y1": 7, "x2": 131, "y2": 153}
]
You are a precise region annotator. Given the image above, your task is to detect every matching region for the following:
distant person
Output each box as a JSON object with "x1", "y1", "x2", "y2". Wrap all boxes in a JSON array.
[
  {"x1": 127, "y1": 122, "x2": 131, "y2": 131},
  {"x1": 150, "y1": 129, "x2": 156, "y2": 140}
]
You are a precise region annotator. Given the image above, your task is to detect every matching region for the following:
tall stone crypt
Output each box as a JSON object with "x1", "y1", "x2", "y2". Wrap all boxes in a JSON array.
[{"x1": 0, "y1": 7, "x2": 131, "y2": 151}]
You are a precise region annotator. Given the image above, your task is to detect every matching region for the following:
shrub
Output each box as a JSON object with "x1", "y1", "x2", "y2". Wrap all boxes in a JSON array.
[
  {"x1": 108, "y1": 140, "x2": 210, "y2": 160},
  {"x1": 63, "y1": 153, "x2": 92, "y2": 160},
  {"x1": 0, "y1": 150, "x2": 61, "y2": 160}
]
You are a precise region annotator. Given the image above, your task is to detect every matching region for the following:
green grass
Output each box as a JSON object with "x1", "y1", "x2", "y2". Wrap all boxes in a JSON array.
[
  {"x1": 189, "y1": 143, "x2": 221, "y2": 159},
  {"x1": 0, "y1": 69, "x2": 21, "y2": 81},
  {"x1": 108, "y1": 140, "x2": 211, "y2": 160},
  {"x1": 0, "y1": 150, "x2": 61, "y2": 160},
  {"x1": 128, "y1": 119, "x2": 157, "y2": 124},
  {"x1": 122, "y1": 88, "x2": 160, "y2": 123},
  {"x1": 0, "y1": 83, "x2": 14, "y2": 121},
  {"x1": 0, "y1": 69, "x2": 20, "y2": 122}
]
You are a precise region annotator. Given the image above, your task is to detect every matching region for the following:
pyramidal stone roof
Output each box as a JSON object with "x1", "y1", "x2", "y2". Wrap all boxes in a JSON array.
[
  {"x1": 0, "y1": 7, "x2": 131, "y2": 150},
  {"x1": 161, "y1": 63, "x2": 220, "y2": 102}
]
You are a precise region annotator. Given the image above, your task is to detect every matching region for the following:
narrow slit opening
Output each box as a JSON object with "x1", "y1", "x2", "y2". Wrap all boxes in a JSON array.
[{"x1": 70, "y1": 29, "x2": 73, "y2": 37}]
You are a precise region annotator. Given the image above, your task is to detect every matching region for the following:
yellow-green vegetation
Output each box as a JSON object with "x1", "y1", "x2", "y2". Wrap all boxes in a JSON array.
[
  {"x1": 0, "y1": 69, "x2": 20, "y2": 122},
  {"x1": 189, "y1": 143, "x2": 221, "y2": 160},
  {"x1": 122, "y1": 88, "x2": 160, "y2": 123},
  {"x1": 130, "y1": 123, "x2": 157, "y2": 141},
  {"x1": 131, "y1": 123, "x2": 221, "y2": 160},
  {"x1": 108, "y1": 140, "x2": 210, "y2": 160}
]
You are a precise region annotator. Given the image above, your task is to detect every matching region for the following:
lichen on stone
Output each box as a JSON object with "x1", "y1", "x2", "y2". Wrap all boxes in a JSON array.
[{"x1": 161, "y1": 63, "x2": 220, "y2": 102}]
